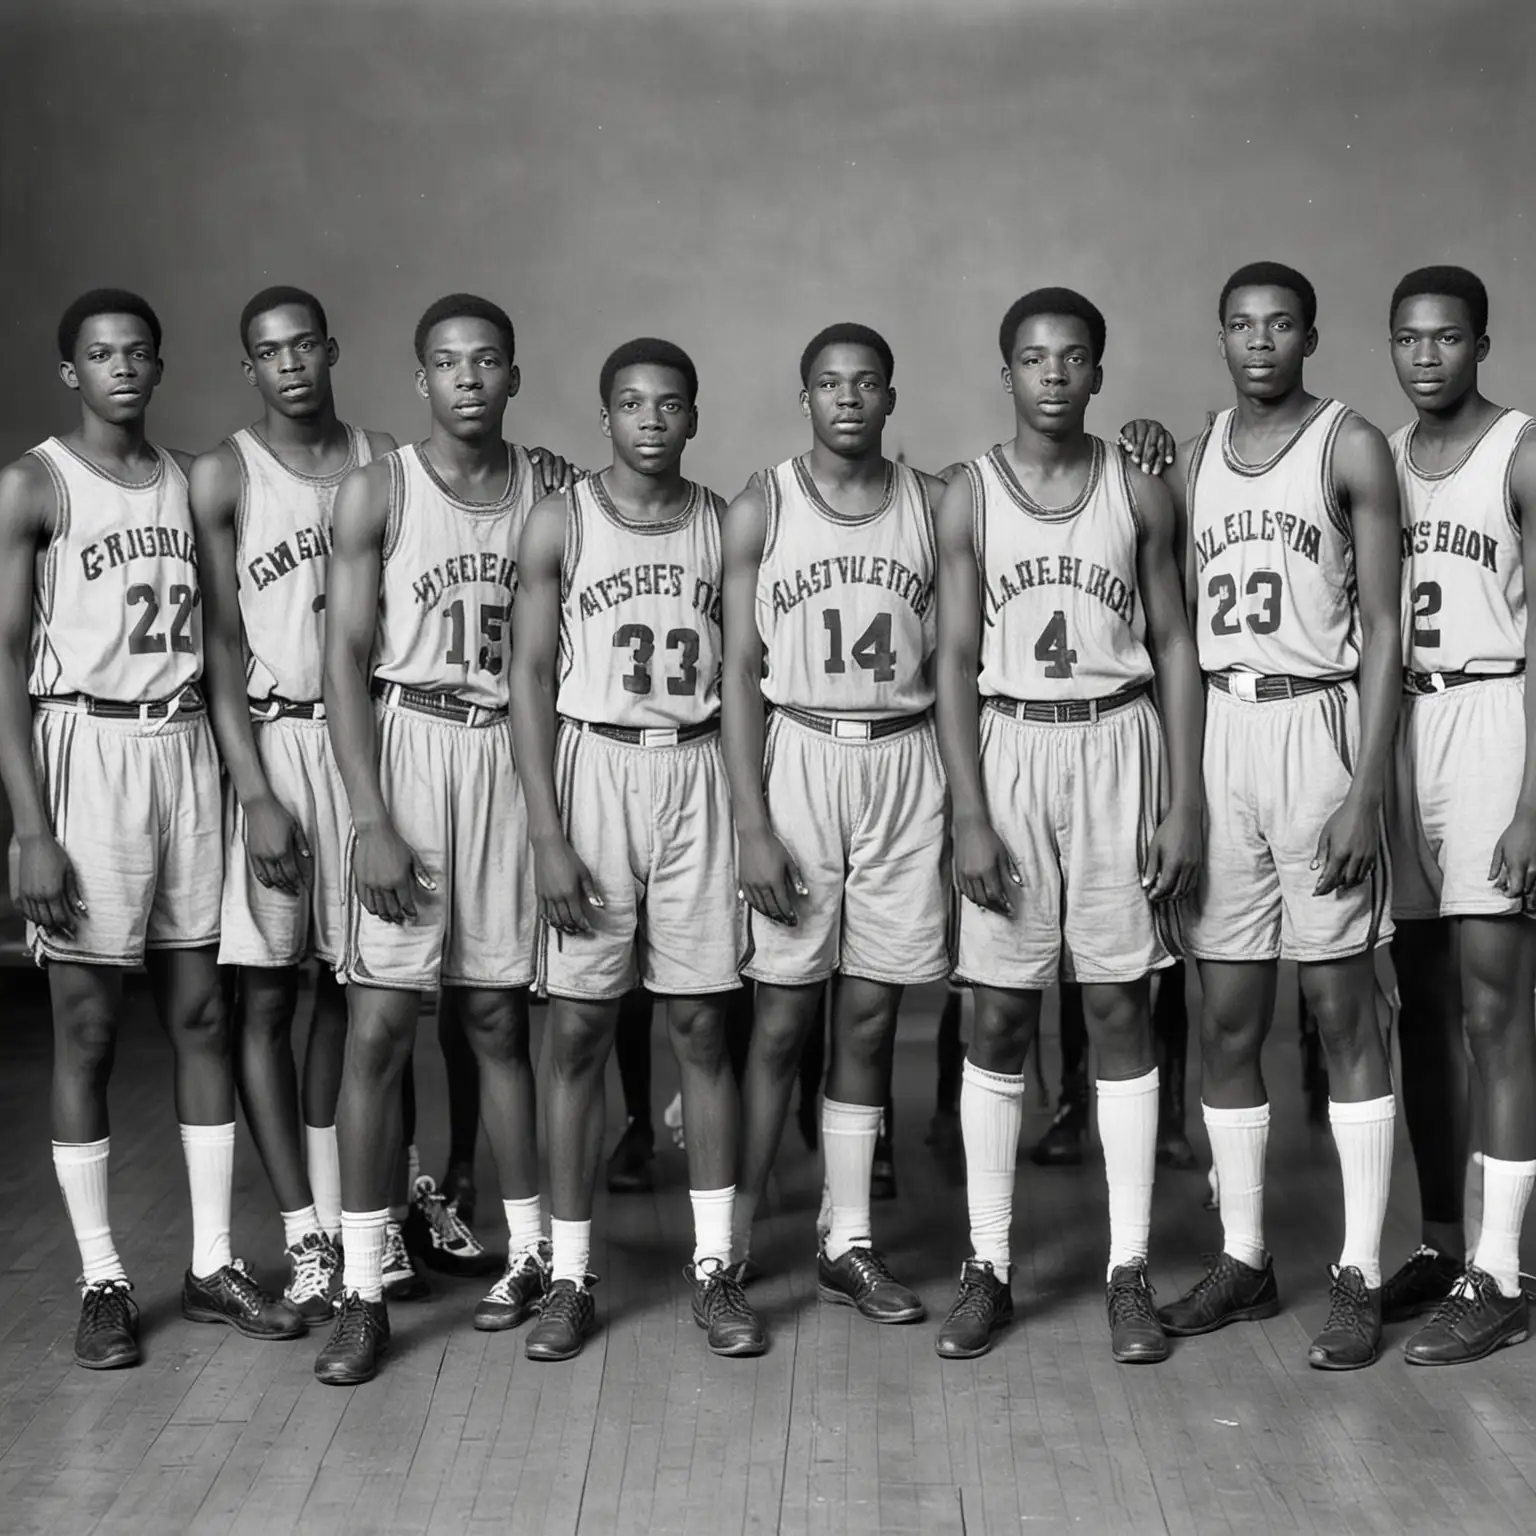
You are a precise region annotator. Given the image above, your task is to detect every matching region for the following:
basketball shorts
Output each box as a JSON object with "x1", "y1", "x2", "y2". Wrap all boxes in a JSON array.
[
  {"x1": 1185, "y1": 680, "x2": 1392, "y2": 964},
  {"x1": 740, "y1": 711, "x2": 949, "y2": 988},
  {"x1": 954, "y1": 695, "x2": 1178, "y2": 989},
  {"x1": 537, "y1": 723, "x2": 741, "y2": 1002},
  {"x1": 342, "y1": 701, "x2": 534, "y2": 991},
  {"x1": 26, "y1": 702, "x2": 222, "y2": 966},
  {"x1": 220, "y1": 712, "x2": 349, "y2": 969},
  {"x1": 1391, "y1": 676, "x2": 1528, "y2": 922}
]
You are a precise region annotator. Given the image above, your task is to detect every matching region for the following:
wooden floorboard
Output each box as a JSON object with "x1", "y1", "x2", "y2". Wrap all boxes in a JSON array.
[{"x1": 1, "y1": 969, "x2": 1535, "y2": 1533}]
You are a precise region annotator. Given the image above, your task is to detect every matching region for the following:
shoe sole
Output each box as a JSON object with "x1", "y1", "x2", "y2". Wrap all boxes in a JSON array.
[
  {"x1": 935, "y1": 1333, "x2": 999, "y2": 1360},
  {"x1": 181, "y1": 1304, "x2": 306, "y2": 1340},
  {"x1": 525, "y1": 1334, "x2": 594, "y2": 1362},
  {"x1": 1112, "y1": 1342, "x2": 1171, "y2": 1364},
  {"x1": 817, "y1": 1285, "x2": 926, "y2": 1324},
  {"x1": 75, "y1": 1346, "x2": 141, "y2": 1370},
  {"x1": 1307, "y1": 1346, "x2": 1380, "y2": 1371},
  {"x1": 473, "y1": 1308, "x2": 534, "y2": 1333},
  {"x1": 698, "y1": 1326, "x2": 768, "y2": 1358},
  {"x1": 315, "y1": 1345, "x2": 389, "y2": 1387},
  {"x1": 1403, "y1": 1326, "x2": 1529, "y2": 1367},
  {"x1": 1159, "y1": 1296, "x2": 1280, "y2": 1338}
]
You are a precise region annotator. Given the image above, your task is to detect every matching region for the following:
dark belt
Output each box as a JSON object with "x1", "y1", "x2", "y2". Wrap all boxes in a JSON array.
[
  {"x1": 371, "y1": 680, "x2": 506, "y2": 727},
  {"x1": 985, "y1": 680, "x2": 1150, "y2": 725},
  {"x1": 250, "y1": 696, "x2": 325, "y2": 722},
  {"x1": 562, "y1": 715, "x2": 720, "y2": 747},
  {"x1": 1207, "y1": 671, "x2": 1340, "y2": 703},
  {"x1": 39, "y1": 684, "x2": 205, "y2": 721},
  {"x1": 773, "y1": 705, "x2": 929, "y2": 742},
  {"x1": 1404, "y1": 662, "x2": 1525, "y2": 696}
]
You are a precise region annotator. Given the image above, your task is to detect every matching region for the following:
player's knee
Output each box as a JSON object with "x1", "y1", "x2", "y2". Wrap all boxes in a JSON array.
[
  {"x1": 55, "y1": 998, "x2": 118, "y2": 1076},
  {"x1": 1462, "y1": 982, "x2": 1524, "y2": 1056},
  {"x1": 668, "y1": 998, "x2": 728, "y2": 1068},
  {"x1": 450, "y1": 991, "x2": 527, "y2": 1061},
  {"x1": 548, "y1": 1000, "x2": 614, "y2": 1076},
  {"x1": 1199, "y1": 1007, "x2": 1263, "y2": 1072},
  {"x1": 238, "y1": 976, "x2": 295, "y2": 1041}
]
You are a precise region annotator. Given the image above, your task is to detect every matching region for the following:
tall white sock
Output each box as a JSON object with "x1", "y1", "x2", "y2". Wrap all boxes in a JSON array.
[
  {"x1": 53, "y1": 1139, "x2": 126, "y2": 1285},
  {"x1": 691, "y1": 1185, "x2": 735, "y2": 1267},
  {"x1": 1330, "y1": 1095, "x2": 1395, "y2": 1289},
  {"x1": 1098, "y1": 1068, "x2": 1159, "y2": 1278},
  {"x1": 179, "y1": 1122, "x2": 235, "y2": 1278},
  {"x1": 821, "y1": 1098, "x2": 881, "y2": 1261},
  {"x1": 305, "y1": 1123, "x2": 341, "y2": 1238},
  {"x1": 281, "y1": 1204, "x2": 321, "y2": 1248},
  {"x1": 1473, "y1": 1156, "x2": 1536, "y2": 1298},
  {"x1": 551, "y1": 1217, "x2": 592, "y2": 1285},
  {"x1": 730, "y1": 1190, "x2": 755, "y2": 1266},
  {"x1": 341, "y1": 1208, "x2": 388, "y2": 1302},
  {"x1": 1203, "y1": 1101, "x2": 1269, "y2": 1270},
  {"x1": 960, "y1": 1059, "x2": 1025, "y2": 1278},
  {"x1": 503, "y1": 1195, "x2": 544, "y2": 1260}
]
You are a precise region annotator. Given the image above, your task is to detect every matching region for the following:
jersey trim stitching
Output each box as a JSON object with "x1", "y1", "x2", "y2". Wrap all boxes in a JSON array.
[
  {"x1": 1504, "y1": 416, "x2": 1535, "y2": 539},
  {"x1": 985, "y1": 437, "x2": 1104, "y2": 523},
  {"x1": 1404, "y1": 406, "x2": 1516, "y2": 484},
  {"x1": 1219, "y1": 396, "x2": 1336, "y2": 479},
  {"x1": 1320, "y1": 405, "x2": 1352, "y2": 543},
  {"x1": 790, "y1": 454, "x2": 896, "y2": 527}
]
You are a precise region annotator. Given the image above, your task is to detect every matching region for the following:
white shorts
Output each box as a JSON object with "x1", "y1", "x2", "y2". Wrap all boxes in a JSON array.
[
  {"x1": 954, "y1": 694, "x2": 1177, "y2": 989},
  {"x1": 740, "y1": 711, "x2": 949, "y2": 988},
  {"x1": 27, "y1": 702, "x2": 222, "y2": 966},
  {"x1": 536, "y1": 722, "x2": 741, "y2": 1002},
  {"x1": 341, "y1": 702, "x2": 534, "y2": 991},
  {"x1": 219, "y1": 711, "x2": 350, "y2": 969},
  {"x1": 1185, "y1": 680, "x2": 1393, "y2": 964},
  {"x1": 1392, "y1": 676, "x2": 1529, "y2": 921}
]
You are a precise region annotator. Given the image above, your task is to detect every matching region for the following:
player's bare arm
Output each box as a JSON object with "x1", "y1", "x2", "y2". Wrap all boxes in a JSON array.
[
  {"x1": 1162, "y1": 437, "x2": 1200, "y2": 631},
  {"x1": 189, "y1": 442, "x2": 308, "y2": 897},
  {"x1": 932, "y1": 468, "x2": 1019, "y2": 914},
  {"x1": 720, "y1": 476, "x2": 804, "y2": 925},
  {"x1": 1131, "y1": 465, "x2": 1204, "y2": 902},
  {"x1": 1315, "y1": 414, "x2": 1402, "y2": 896},
  {"x1": 508, "y1": 491, "x2": 600, "y2": 936},
  {"x1": 0, "y1": 457, "x2": 83, "y2": 938},
  {"x1": 1490, "y1": 430, "x2": 1536, "y2": 900},
  {"x1": 322, "y1": 458, "x2": 433, "y2": 924}
]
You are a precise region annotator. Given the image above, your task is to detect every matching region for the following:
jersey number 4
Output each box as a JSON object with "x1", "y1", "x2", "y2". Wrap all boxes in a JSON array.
[
  {"x1": 1208, "y1": 570, "x2": 1283, "y2": 635},
  {"x1": 614, "y1": 624, "x2": 700, "y2": 695},
  {"x1": 126, "y1": 583, "x2": 197, "y2": 655},
  {"x1": 1033, "y1": 610, "x2": 1077, "y2": 678},
  {"x1": 444, "y1": 599, "x2": 509, "y2": 674},
  {"x1": 822, "y1": 610, "x2": 897, "y2": 682}
]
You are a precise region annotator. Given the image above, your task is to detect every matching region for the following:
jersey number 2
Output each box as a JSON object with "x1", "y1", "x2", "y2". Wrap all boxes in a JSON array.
[
  {"x1": 1208, "y1": 570, "x2": 1283, "y2": 636},
  {"x1": 822, "y1": 610, "x2": 897, "y2": 682},
  {"x1": 1411, "y1": 581, "x2": 1442, "y2": 648},
  {"x1": 614, "y1": 624, "x2": 700, "y2": 696},
  {"x1": 126, "y1": 583, "x2": 197, "y2": 655}
]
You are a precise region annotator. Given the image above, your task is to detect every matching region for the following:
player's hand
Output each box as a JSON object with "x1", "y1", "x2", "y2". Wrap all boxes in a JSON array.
[
  {"x1": 1489, "y1": 806, "x2": 1536, "y2": 904},
  {"x1": 1312, "y1": 794, "x2": 1379, "y2": 896},
  {"x1": 243, "y1": 793, "x2": 310, "y2": 897},
  {"x1": 1116, "y1": 420, "x2": 1177, "y2": 476},
  {"x1": 737, "y1": 827, "x2": 805, "y2": 925},
  {"x1": 953, "y1": 814, "x2": 1021, "y2": 914},
  {"x1": 14, "y1": 832, "x2": 86, "y2": 939},
  {"x1": 533, "y1": 834, "x2": 603, "y2": 935},
  {"x1": 353, "y1": 822, "x2": 435, "y2": 923},
  {"x1": 1142, "y1": 803, "x2": 1202, "y2": 903},
  {"x1": 529, "y1": 447, "x2": 580, "y2": 496}
]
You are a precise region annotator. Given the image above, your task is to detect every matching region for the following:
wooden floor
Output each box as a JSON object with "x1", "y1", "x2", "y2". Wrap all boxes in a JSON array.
[{"x1": 2, "y1": 973, "x2": 1535, "y2": 1536}]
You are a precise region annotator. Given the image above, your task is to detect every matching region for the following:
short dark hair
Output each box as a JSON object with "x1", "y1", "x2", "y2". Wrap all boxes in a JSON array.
[
  {"x1": 1219, "y1": 262, "x2": 1318, "y2": 331},
  {"x1": 998, "y1": 288, "x2": 1106, "y2": 364},
  {"x1": 1390, "y1": 265, "x2": 1489, "y2": 338},
  {"x1": 57, "y1": 288, "x2": 162, "y2": 360},
  {"x1": 799, "y1": 323, "x2": 894, "y2": 387},
  {"x1": 413, "y1": 294, "x2": 515, "y2": 364},
  {"x1": 240, "y1": 285, "x2": 329, "y2": 354},
  {"x1": 600, "y1": 337, "x2": 699, "y2": 404}
]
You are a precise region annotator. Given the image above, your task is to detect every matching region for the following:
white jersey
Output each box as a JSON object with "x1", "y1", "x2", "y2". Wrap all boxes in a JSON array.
[
  {"x1": 27, "y1": 437, "x2": 200, "y2": 703},
  {"x1": 755, "y1": 456, "x2": 936, "y2": 719},
  {"x1": 1393, "y1": 408, "x2": 1534, "y2": 674},
  {"x1": 557, "y1": 473, "x2": 724, "y2": 728},
  {"x1": 372, "y1": 442, "x2": 536, "y2": 710},
  {"x1": 965, "y1": 437, "x2": 1152, "y2": 701},
  {"x1": 230, "y1": 423, "x2": 374, "y2": 703},
  {"x1": 1186, "y1": 398, "x2": 1358, "y2": 680}
]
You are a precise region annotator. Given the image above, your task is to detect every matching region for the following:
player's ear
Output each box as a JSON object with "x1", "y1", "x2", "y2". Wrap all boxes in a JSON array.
[
  {"x1": 414, "y1": 366, "x2": 429, "y2": 401},
  {"x1": 507, "y1": 363, "x2": 521, "y2": 401},
  {"x1": 1000, "y1": 365, "x2": 1012, "y2": 392},
  {"x1": 240, "y1": 356, "x2": 258, "y2": 388},
  {"x1": 599, "y1": 404, "x2": 612, "y2": 439},
  {"x1": 1302, "y1": 327, "x2": 1319, "y2": 359},
  {"x1": 686, "y1": 405, "x2": 699, "y2": 442},
  {"x1": 799, "y1": 387, "x2": 810, "y2": 418},
  {"x1": 152, "y1": 356, "x2": 165, "y2": 386},
  {"x1": 1476, "y1": 333, "x2": 1492, "y2": 364},
  {"x1": 886, "y1": 386, "x2": 897, "y2": 417},
  {"x1": 58, "y1": 359, "x2": 79, "y2": 391},
  {"x1": 1090, "y1": 364, "x2": 1103, "y2": 397},
  {"x1": 326, "y1": 337, "x2": 340, "y2": 367}
]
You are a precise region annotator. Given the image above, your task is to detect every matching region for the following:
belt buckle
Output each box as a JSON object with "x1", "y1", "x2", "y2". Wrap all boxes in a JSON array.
[
  {"x1": 1229, "y1": 674, "x2": 1259, "y2": 704},
  {"x1": 1428, "y1": 671, "x2": 1448, "y2": 694},
  {"x1": 1058, "y1": 700, "x2": 1089, "y2": 724},
  {"x1": 641, "y1": 726, "x2": 679, "y2": 747},
  {"x1": 832, "y1": 718, "x2": 870, "y2": 741}
]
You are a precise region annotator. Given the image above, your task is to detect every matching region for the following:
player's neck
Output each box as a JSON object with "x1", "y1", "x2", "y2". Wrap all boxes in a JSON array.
[
  {"x1": 1230, "y1": 384, "x2": 1319, "y2": 437},
  {"x1": 68, "y1": 408, "x2": 152, "y2": 471},
  {"x1": 1411, "y1": 387, "x2": 1500, "y2": 450},
  {"x1": 805, "y1": 439, "x2": 885, "y2": 492},
  {"x1": 423, "y1": 422, "x2": 510, "y2": 491},
  {"x1": 602, "y1": 459, "x2": 689, "y2": 519},
  {"x1": 258, "y1": 399, "x2": 346, "y2": 457},
  {"x1": 1008, "y1": 420, "x2": 1091, "y2": 473}
]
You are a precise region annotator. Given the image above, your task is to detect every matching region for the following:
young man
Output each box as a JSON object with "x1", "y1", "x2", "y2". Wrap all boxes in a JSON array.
[
  {"x1": 315, "y1": 294, "x2": 563, "y2": 1384},
  {"x1": 723, "y1": 323, "x2": 950, "y2": 1326},
  {"x1": 1382, "y1": 266, "x2": 1536, "y2": 1363},
  {"x1": 512, "y1": 338, "x2": 764, "y2": 1360},
  {"x1": 0, "y1": 290, "x2": 302, "y2": 1369},
  {"x1": 1158, "y1": 262, "x2": 1402, "y2": 1370},
  {"x1": 936, "y1": 288, "x2": 1203, "y2": 1363}
]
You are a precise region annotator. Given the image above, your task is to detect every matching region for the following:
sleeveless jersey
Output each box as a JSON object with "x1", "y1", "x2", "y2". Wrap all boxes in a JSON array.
[
  {"x1": 1393, "y1": 408, "x2": 1534, "y2": 674},
  {"x1": 1186, "y1": 398, "x2": 1358, "y2": 680},
  {"x1": 372, "y1": 442, "x2": 536, "y2": 710},
  {"x1": 557, "y1": 473, "x2": 724, "y2": 728},
  {"x1": 230, "y1": 423, "x2": 374, "y2": 703},
  {"x1": 27, "y1": 437, "x2": 201, "y2": 703},
  {"x1": 965, "y1": 436, "x2": 1152, "y2": 701},
  {"x1": 755, "y1": 457, "x2": 936, "y2": 719}
]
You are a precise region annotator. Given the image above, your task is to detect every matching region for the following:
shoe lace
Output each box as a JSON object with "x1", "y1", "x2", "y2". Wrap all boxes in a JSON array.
[
  {"x1": 220, "y1": 1258, "x2": 272, "y2": 1306},
  {"x1": 1322, "y1": 1267, "x2": 1373, "y2": 1334},
  {"x1": 695, "y1": 1261, "x2": 755, "y2": 1322},
  {"x1": 841, "y1": 1246, "x2": 896, "y2": 1288},
  {"x1": 1107, "y1": 1267, "x2": 1156, "y2": 1327},
  {"x1": 330, "y1": 1294, "x2": 383, "y2": 1350},
  {"x1": 1182, "y1": 1252, "x2": 1236, "y2": 1301},
  {"x1": 81, "y1": 1277, "x2": 137, "y2": 1330},
  {"x1": 288, "y1": 1236, "x2": 335, "y2": 1300},
  {"x1": 947, "y1": 1265, "x2": 999, "y2": 1322},
  {"x1": 1425, "y1": 1268, "x2": 1489, "y2": 1330},
  {"x1": 415, "y1": 1178, "x2": 481, "y2": 1253},
  {"x1": 487, "y1": 1246, "x2": 549, "y2": 1304},
  {"x1": 541, "y1": 1281, "x2": 589, "y2": 1328}
]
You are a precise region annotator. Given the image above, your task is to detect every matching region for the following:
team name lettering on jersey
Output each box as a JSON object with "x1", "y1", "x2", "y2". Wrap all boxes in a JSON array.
[
  {"x1": 1401, "y1": 519, "x2": 1499, "y2": 570},
  {"x1": 1192, "y1": 508, "x2": 1323, "y2": 572},
  {"x1": 80, "y1": 523, "x2": 198, "y2": 581},
  {"x1": 411, "y1": 552, "x2": 518, "y2": 611},
  {"x1": 984, "y1": 554, "x2": 1136, "y2": 627},
  {"x1": 575, "y1": 562, "x2": 722, "y2": 626},
  {"x1": 768, "y1": 554, "x2": 933, "y2": 621},
  {"x1": 246, "y1": 522, "x2": 332, "y2": 591}
]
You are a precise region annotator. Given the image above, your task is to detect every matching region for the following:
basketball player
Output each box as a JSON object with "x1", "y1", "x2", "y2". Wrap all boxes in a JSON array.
[
  {"x1": 0, "y1": 290, "x2": 302, "y2": 1369},
  {"x1": 1382, "y1": 267, "x2": 1535, "y2": 1363},
  {"x1": 314, "y1": 295, "x2": 561, "y2": 1384},
  {"x1": 937, "y1": 288, "x2": 1203, "y2": 1363},
  {"x1": 513, "y1": 338, "x2": 765, "y2": 1360},
  {"x1": 1157, "y1": 263, "x2": 1402, "y2": 1371},
  {"x1": 723, "y1": 323, "x2": 949, "y2": 1326}
]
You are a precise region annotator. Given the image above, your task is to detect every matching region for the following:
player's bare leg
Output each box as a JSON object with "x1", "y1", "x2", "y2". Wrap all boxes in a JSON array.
[
  {"x1": 607, "y1": 987, "x2": 657, "y2": 1193},
  {"x1": 437, "y1": 989, "x2": 482, "y2": 1211},
  {"x1": 300, "y1": 970, "x2": 347, "y2": 1246}
]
